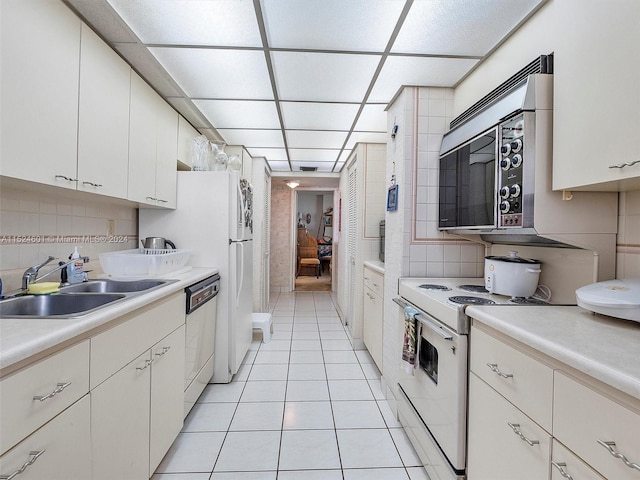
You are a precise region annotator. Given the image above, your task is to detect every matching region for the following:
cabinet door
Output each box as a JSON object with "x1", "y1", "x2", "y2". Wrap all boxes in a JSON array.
[
  {"x1": 467, "y1": 373, "x2": 552, "y2": 480},
  {"x1": 177, "y1": 115, "x2": 199, "y2": 168},
  {"x1": 363, "y1": 286, "x2": 383, "y2": 371},
  {"x1": 0, "y1": 395, "x2": 91, "y2": 480},
  {"x1": 78, "y1": 23, "x2": 131, "y2": 199},
  {"x1": 552, "y1": 440, "x2": 605, "y2": 480},
  {"x1": 553, "y1": 0, "x2": 640, "y2": 191},
  {"x1": 150, "y1": 325, "x2": 186, "y2": 473},
  {"x1": 128, "y1": 72, "x2": 158, "y2": 205},
  {"x1": 91, "y1": 350, "x2": 151, "y2": 480},
  {"x1": 154, "y1": 98, "x2": 178, "y2": 208},
  {"x1": 0, "y1": 0, "x2": 80, "y2": 187}
]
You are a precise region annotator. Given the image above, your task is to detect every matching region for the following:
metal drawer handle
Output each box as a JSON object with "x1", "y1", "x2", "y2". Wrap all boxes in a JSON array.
[
  {"x1": 146, "y1": 196, "x2": 157, "y2": 201},
  {"x1": 33, "y1": 382, "x2": 71, "y2": 402},
  {"x1": 55, "y1": 175, "x2": 78, "y2": 182},
  {"x1": 597, "y1": 439, "x2": 640, "y2": 471},
  {"x1": 609, "y1": 159, "x2": 640, "y2": 169},
  {"x1": 136, "y1": 358, "x2": 154, "y2": 371},
  {"x1": 156, "y1": 199, "x2": 168, "y2": 203},
  {"x1": 507, "y1": 422, "x2": 539, "y2": 446},
  {"x1": 551, "y1": 462, "x2": 574, "y2": 480},
  {"x1": 82, "y1": 181, "x2": 102, "y2": 187},
  {"x1": 487, "y1": 363, "x2": 514, "y2": 378},
  {"x1": 0, "y1": 450, "x2": 46, "y2": 479},
  {"x1": 155, "y1": 346, "x2": 171, "y2": 357}
]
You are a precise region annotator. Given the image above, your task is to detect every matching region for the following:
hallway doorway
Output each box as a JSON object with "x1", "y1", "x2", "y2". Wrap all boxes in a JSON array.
[{"x1": 294, "y1": 189, "x2": 336, "y2": 292}]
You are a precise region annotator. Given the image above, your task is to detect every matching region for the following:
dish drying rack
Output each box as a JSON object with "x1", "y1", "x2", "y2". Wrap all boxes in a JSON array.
[{"x1": 99, "y1": 248, "x2": 190, "y2": 277}]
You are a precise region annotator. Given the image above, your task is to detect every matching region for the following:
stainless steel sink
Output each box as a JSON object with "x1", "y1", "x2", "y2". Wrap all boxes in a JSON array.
[
  {"x1": 0, "y1": 293, "x2": 126, "y2": 318},
  {"x1": 59, "y1": 279, "x2": 169, "y2": 294}
]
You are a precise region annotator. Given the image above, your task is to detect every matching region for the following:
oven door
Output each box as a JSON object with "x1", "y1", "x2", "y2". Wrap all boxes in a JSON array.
[{"x1": 397, "y1": 300, "x2": 468, "y2": 473}]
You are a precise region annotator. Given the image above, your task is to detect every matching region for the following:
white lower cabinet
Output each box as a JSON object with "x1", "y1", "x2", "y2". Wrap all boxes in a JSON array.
[
  {"x1": 91, "y1": 350, "x2": 151, "y2": 480},
  {"x1": 467, "y1": 372, "x2": 551, "y2": 480},
  {"x1": 362, "y1": 266, "x2": 383, "y2": 370},
  {"x1": 0, "y1": 395, "x2": 91, "y2": 480}
]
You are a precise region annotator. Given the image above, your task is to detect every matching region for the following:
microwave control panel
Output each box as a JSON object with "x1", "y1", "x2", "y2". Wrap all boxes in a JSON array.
[{"x1": 497, "y1": 114, "x2": 524, "y2": 227}]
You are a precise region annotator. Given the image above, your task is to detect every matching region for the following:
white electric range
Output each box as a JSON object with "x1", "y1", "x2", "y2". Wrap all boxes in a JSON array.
[{"x1": 394, "y1": 277, "x2": 551, "y2": 480}]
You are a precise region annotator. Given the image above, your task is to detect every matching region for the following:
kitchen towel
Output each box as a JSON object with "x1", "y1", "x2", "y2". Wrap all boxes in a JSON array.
[{"x1": 402, "y1": 306, "x2": 419, "y2": 374}]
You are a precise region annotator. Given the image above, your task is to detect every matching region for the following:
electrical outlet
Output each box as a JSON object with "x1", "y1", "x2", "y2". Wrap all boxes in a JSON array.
[{"x1": 107, "y1": 219, "x2": 115, "y2": 236}]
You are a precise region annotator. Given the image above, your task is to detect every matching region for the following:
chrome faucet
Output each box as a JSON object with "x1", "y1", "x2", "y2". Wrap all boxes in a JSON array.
[
  {"x1": 22, "y1": 256, "x2": 56, "y2": 290},
  {"x1": 21, "y1": 255, "x2": 90, "y2": 290}
]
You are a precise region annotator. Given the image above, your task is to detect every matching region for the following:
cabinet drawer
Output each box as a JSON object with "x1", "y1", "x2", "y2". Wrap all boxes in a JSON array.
[
  {"x1": 470, "y1": 325, "x2": 553, "y2": 432},
  {"x1": 0, "y1": 340, "x2": 90, "y2": 455},
  {"x1": 0, "y1": 395, "x2": 91, "y2": 480},
  {"x1": 554, "y1": 371, "x2": 640, "y2": 480},
  {"x1": 468, "y1": 373, "x2": 552, "y2": 480},
  {"x1": 552, "y1": 439, "x2": 606, "y2": 480},
  {"x1": 363, "y1": 267, "x2": 383, "y2": 297},
  {"x1": 91, "y1": 293, "x2": 183, "y2": 389}
]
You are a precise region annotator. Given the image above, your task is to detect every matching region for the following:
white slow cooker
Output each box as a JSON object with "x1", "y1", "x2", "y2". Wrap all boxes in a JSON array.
[
  {"x1": 576, "y1": 278, "x2": 640, "y2": 322},
  {"x1": 485, "y1": 251, "x2": 542, "y2": 298}
]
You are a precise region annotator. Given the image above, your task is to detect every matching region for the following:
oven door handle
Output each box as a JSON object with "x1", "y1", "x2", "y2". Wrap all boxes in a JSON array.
[{"x1": 393, "y1": 297, "x2": 453, "y2": 341}]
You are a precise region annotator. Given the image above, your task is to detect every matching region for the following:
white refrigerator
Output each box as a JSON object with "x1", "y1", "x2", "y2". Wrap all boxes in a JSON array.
[{"x1": 139, "y1": 171, "x2": 253, "y2": 383}]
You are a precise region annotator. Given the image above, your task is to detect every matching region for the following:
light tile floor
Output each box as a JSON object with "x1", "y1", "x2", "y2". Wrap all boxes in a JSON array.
[{"x1": 153, "y1": 291, "x2": 429, "y2": 480}]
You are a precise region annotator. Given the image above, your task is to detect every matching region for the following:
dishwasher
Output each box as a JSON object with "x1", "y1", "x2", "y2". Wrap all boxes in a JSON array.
[{"x1": 184, "y1": 274, "x2": 220, "y2": 418}]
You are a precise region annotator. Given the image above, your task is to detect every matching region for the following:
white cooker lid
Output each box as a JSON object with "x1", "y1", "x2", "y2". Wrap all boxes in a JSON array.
[{"x1": 576, "y1": 278, "x2": 640, "y2": 322}]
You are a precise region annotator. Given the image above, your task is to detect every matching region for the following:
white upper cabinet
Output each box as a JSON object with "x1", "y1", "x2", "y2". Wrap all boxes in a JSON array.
[
  {"x1": 177, "y1": 116, "x2": 200, "y2": 169},
  {"x1": 128, "y1": 73, "x2": 178, "y2": 208},
  {"x1": 553, "y1": 0, "x2": 640, "y2": 191},
  {"x1": 0, "y1": 0, "x2": 80, "y2": 188},
  {"x1": 78, "y1": 24, "x2": 131, "y2": 199}
]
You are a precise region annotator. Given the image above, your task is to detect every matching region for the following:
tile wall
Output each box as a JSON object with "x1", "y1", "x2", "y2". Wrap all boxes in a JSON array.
[
  {"x1": 0, "y1": 184, "x2": 138, "y2": 292},
  {"x1": 269, "y1": 184, "x2": 293, "y2": 293},
  {"x1": 617, "y1": 191, "x2": 640, "y2": 279}
]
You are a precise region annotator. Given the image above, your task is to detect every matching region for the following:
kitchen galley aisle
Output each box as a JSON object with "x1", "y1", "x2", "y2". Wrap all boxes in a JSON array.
[{"x1": 153, "y1": 291, "x2": 428, "y2": 480}]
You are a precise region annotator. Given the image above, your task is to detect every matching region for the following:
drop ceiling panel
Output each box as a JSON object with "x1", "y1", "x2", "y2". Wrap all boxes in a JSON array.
[
  {"x1": 247, "y1": 148, "x2": 288, "y2": 160},
  {"x1": 149, "y1": 47, "x2": 273, "y2": 99},
  {"x1": 392, "y1": 0, "x2": 544, "y2": 56},
  {"x1": 268, "y1": 161, "x2": 292, "y2": 171},
  {"x1": 272, "y1": 51, "x2": 381, "y2": 102},
  {"x1": 288, "y1": 149, "x2": 341, "y2": 163},
  {"x1": 166, "y1": 97, "x2": 212, "y2": 129},
  {"x1": 368, "y1": 56, "x2": 479, "y2": 103},
  {"x1": 217, "y1": 129, "x2": 285, "y2": 148},
  {"x1": 107, "y1": 0, "x2": 262, "y2": 46},
  {"x1": 194, "y1": 100, "x2": 280, "y2": 129},
  {"x1": 261, "y1": 0, "x2": 405, "y2": 52},
  {"x1": 354, "y1": 104, "x2": 388, "y2": 132},
  {"x1": 280, "y1": 102, "x2": 360, "y2": 131},
  {"x1": 286, "y1": 130, "x2": 348, "y2": 149}
]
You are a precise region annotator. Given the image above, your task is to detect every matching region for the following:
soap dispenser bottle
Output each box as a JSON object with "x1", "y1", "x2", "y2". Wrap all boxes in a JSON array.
[{"x1": 67, "y1": 247, "x2": 86, "y2": 284}]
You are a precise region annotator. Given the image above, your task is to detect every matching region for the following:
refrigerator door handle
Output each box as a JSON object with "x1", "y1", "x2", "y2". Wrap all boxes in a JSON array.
[
  {"x1": 236, "y1": 180, "x2": 246, "y2": 242},
  {"x1": 236, "y1": 241, "x2": 244, "y2": 308}
]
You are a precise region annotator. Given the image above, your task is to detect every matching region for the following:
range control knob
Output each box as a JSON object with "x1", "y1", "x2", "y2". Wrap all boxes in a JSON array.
[
  {"x1": 500, "y1": 158, "x2": 511, "y2": 171},
  {"x1": 510, "y1": 184, "x2": 521, "y2": 198},
  {"x1": 499, "y1": 186, "x2": 510, "y2": 199},
  {"x1": 510, "y1": 139, "x2": 523, "y2": 153},
  {"x1": 500, "y1": 143, "x2": 512, "y2": 156},
  {"x1": 511, "y1": 154, "x2": 523, "y2": 168},
  {"x1": 499, "y1": 200, "x2": 511, "y2": 213}
]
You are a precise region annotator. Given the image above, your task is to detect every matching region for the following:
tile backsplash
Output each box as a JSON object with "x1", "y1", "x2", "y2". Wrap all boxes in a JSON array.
[
  {"x1": 0, "y1": 184, "x2": 138, "y2": 292},
  {"x1": 617, "y1": 190, "x2": 640, "y2": 279}
]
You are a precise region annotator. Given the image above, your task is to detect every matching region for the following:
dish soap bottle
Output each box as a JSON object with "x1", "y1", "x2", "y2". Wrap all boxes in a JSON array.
[{"x1": 67, "y1": 247, "x2": 86, "y2": 284}]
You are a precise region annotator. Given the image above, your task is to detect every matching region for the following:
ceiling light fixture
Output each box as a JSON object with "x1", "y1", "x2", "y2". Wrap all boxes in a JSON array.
[{"x1": 286, "y1": 180, "x2": 300, "y2": 189}]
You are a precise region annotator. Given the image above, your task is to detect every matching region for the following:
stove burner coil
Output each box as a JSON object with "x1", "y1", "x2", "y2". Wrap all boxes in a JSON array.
[
  {"x1": 448, "y1": 296, "x2": 496, "y2": 305},
  {"x1": 418, "y1": 284, "x2": 452, "y2": 291},
  {"x1": 458, "y1": 284, "x2": 489, "y2": 293}
]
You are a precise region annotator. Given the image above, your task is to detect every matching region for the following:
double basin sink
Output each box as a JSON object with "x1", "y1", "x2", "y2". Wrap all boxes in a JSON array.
[{"x1": 0, "y1": 279, "x2": 174, "y2": 318}]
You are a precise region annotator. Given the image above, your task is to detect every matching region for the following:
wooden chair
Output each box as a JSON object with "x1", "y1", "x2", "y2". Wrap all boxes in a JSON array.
[{"x1": 296, "y1": 234, "x2": 320, "y2": 278}]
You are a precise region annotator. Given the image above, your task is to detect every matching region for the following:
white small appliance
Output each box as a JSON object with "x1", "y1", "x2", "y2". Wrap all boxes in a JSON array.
[
  {"x1": 140, "y1": 171, "x2": 253, "y2": 383},
  {"x1": 576, "y1": 278, "x2": 640, "y2": 322}
]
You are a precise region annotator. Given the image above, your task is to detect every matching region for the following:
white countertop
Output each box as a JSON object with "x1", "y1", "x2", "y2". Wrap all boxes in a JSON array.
[
  {"x1": 0, "y1": 267, "x2": 218, "y2": 376},
  {"x1": 363, "y1": 260, "x2": 385, "y2": 274},
  {"x1": 466, "y1": 305, "x2": 640, "y2": 401}
]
